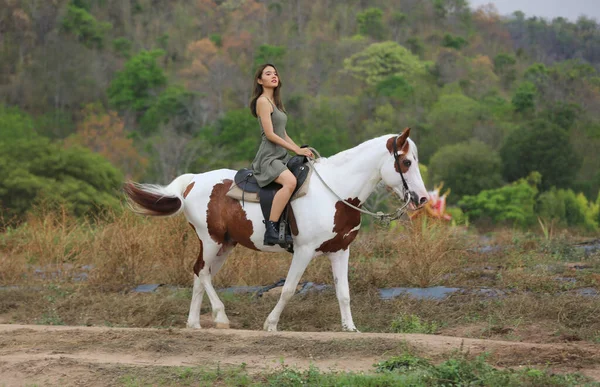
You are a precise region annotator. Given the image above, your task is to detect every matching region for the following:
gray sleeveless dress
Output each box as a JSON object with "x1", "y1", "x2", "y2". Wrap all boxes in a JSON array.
[{"x1": 251, "y1": 99, "x2": 291, "y2": 187}]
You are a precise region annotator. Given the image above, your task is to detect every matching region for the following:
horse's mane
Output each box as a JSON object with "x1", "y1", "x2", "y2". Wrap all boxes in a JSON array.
[
  {"x1": 317, "y1": 135, "x2": 390, "y2": 166},
  {"x1": 318, "y1": 134, "x2": 415, "y2": 166}
]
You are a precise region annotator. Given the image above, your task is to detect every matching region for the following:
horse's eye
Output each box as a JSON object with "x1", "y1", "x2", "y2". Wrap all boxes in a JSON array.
[{"x1": 403, "y1": 160, "x2": 412, "y2": 168}]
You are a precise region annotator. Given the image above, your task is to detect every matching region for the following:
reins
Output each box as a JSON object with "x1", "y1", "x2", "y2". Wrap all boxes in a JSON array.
[{"x1": 306, "y1": 139, "x2": 411, "y2": 225}]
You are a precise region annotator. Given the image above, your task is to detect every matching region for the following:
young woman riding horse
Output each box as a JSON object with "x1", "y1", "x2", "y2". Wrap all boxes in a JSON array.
[{"x1": 249, "y1": 63, "x2": 313, "y2": 246}]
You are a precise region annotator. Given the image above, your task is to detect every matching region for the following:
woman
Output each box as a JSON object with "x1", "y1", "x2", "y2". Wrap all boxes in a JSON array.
[{"x1": 250, "y1": 63, "x2": 313, "y2": 246}]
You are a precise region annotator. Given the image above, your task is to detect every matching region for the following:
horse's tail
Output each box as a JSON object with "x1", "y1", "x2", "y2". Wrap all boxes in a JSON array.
[{"x1": 123, "y1": 174, "x2": 195, "y2": 217}]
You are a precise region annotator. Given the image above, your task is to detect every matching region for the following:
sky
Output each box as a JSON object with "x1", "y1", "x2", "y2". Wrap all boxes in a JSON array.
[{"x1": 467, "y1": 0, "x2": 600, "y2": 22}]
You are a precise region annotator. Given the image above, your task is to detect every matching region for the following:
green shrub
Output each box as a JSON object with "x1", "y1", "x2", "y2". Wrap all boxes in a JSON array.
[
  {"x1": 537, "y1": 188, "x2": 598, "y2": 231},
  {"x1": 390, "y1": 314, "x2": 439, "y2": 334},
  {"x1": 458, "y1": 173, "x2": 539, "y2": 227}
]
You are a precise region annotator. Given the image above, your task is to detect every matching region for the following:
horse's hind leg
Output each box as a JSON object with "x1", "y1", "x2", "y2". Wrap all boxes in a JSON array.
[
  {"x1": 187, "y1": 233, "x2": 207, "y2": 329},
  {"x1": 193, "y1": 241, "x2": 233, "y2": 329},
  {"x1": 186, "y1": 235, "x2": 233, "y2": 329},
  {"x1": 187, "y1": 273, "x2": 205, "y2": 328},
  {"x1": 328, "y1": 249, "x2": 358, "y2": 332}
]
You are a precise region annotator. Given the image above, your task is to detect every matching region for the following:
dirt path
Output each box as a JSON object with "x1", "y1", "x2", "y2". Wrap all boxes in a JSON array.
[{"x1": 1, "y1": 324, "x2": 599, "y2": 386}]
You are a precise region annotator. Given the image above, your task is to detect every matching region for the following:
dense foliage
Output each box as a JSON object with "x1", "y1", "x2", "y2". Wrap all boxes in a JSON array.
[{"x1": 1, "y1": 0, "x2": 599, "y2": 228}]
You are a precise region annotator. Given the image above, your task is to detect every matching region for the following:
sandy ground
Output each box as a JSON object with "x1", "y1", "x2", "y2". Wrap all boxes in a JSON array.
[{"x1": 1, "y1": 324, "x2": 599, "y2": 386}]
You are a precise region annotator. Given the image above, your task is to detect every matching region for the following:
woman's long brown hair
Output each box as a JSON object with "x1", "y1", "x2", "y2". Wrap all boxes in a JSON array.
[{"x1": 249, "y1": 63, "x2": 286, "y2": 118}]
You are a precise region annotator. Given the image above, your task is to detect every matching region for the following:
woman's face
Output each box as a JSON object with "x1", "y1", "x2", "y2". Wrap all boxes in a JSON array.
[{"x1": 258, "y1": 66, "x2": 279, "y2": 89}]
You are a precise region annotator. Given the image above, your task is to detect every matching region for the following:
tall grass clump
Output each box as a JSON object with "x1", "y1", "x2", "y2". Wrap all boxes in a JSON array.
[{"x1": 386, "y1": 218, "x2": 467, "y2": 287}]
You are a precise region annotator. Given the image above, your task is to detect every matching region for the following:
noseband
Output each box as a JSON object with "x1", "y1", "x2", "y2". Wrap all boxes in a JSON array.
[{"x1": 391, "y1": 135, "x2": 411, "y2": 202}]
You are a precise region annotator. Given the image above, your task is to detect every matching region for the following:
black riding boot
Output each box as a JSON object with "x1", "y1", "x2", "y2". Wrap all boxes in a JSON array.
[{"x1": 263, "y1": 220, "x2": 280, "y2": 246}]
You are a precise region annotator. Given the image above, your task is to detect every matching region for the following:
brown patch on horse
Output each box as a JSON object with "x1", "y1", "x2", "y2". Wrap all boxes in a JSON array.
[
  {"x1": 386, "y1": 136, "x2": 411, "y2": 174},
  {"x1": 385, "y1": 137, "x2": 395, "y2": 154},
  {"x1": 207, "y1": 179, "x2": 258, "y2": 251},
  {"x1": 123, "y1": 182, "x2": 181, "y2": 216},
  {"x1": 385, "y1": 127, "x2": 411, "y2": 153},
  {"x1": 189, "y1": 223, "x2": 205, "y2": 276},
  {"x1": 183, "y1": 182, "x2": 195, "y2": 198},
  {"x1": 316, "y1": 198, "x2": 361, "y2": 253}
]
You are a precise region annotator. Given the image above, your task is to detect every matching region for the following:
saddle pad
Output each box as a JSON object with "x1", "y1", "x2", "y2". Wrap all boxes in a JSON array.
[{"x1": 226, "y1": 162, "x2": 313, "y2": 203}]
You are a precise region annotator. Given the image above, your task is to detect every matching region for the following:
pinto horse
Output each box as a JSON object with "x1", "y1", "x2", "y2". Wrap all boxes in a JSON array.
[{"x1": 124, "y1": 128, "x2": 428, "y2": 332}]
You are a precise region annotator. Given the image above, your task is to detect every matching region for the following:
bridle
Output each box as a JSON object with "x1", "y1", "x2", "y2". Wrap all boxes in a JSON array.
[{"x1": 391, "y1": 135, "x2": 411, "y2": 203}]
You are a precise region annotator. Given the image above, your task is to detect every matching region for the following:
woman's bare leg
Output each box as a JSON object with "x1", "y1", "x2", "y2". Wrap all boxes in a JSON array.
[{"x1": 270, "y1": 170, "x2": 296, "y2": 221}]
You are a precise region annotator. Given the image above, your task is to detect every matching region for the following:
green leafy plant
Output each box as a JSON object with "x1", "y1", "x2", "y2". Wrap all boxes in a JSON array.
[{"x1": 390, "y1": 314, "x2": 439, "y2": 334}]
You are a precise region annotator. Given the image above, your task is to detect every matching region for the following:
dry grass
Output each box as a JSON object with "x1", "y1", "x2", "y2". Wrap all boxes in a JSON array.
[
  {"x1": 386, "y1": 218, "x2": 468, "y2": 287},
  {"x1": 0, "y1": 206, "x2": 469, "y2": 289},
  {"x1": 85, "y1": 211, "x2": 197, "y2": 288}
]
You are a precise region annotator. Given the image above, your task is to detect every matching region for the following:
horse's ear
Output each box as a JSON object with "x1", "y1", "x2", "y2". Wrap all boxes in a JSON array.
[{"x1": 397, "y1": 127, "x2": 411, "y2": 148}]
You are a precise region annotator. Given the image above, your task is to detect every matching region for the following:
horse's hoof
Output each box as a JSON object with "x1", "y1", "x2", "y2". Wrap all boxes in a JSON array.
[
  {"x1": 215, "y1": 322, "x2": 230, "y2": 329},
  {"x1": 263, "y1": 322, "x2": 278, "y2": 332},
  {"x1": 186, "y1": 322, "x2": 201, "y2": 329}
]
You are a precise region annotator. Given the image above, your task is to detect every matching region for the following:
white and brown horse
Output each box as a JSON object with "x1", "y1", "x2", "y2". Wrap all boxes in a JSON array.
[{"x1": 124, "y1": 128, "x2": 428, "y2": 332}]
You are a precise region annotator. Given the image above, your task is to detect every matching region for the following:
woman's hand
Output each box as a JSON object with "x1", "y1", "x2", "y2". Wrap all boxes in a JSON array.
[{"x1": 296, "y1": 147, "x2": 314, "y2": 158}]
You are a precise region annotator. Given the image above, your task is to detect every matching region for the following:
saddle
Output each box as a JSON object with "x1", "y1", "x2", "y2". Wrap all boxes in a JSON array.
[{"x1": 226, "y1": 155, "x2": 313, "y2": 252}]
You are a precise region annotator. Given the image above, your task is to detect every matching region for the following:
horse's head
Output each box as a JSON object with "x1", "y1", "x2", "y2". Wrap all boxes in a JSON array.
[{"x1": 382, "y1": 128, "x2": 429, "y2": 209}]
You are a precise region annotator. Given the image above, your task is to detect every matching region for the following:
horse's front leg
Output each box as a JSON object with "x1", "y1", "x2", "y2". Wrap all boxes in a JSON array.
[
  {"x1": 328, "y1": 249, "x2": 359, "y2": 332},
  {"x1": 264, "y1": 245, "x2": 315, "y2": 332}
]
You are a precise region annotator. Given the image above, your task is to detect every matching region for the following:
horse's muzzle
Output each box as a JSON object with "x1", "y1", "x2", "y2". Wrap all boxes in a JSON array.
[{"x1": 410, "y1": 191, "x2": 428, "y2": 209}]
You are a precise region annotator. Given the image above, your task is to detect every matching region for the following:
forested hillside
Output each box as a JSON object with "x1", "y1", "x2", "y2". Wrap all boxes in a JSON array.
[{"x1": 1, "y1": 0, "x2": 600, "y2": 228}]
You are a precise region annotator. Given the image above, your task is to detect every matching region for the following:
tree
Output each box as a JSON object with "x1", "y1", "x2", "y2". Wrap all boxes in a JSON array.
[
  {"x1": 107, "y1": 50, "x2": 167, "y2": 112},
  {"x1": 65, "y1": 104, "x2": 148, "y2": 179},
  {"x1": 493, "y1": 53, "x2": 517, "y2": 88},
  {"x1": 211, "y1": 109, "x2": 260, "y2": 162},
  {"x1": 254, "y1": 44, "x2": 286, "y2": 68},
  {"x1": 0, "y1": 137, "x2": 122, "y2": 221},
  {"x1": 180, "y1": 38, "x2": 235, "y2": 118},
  {"x1": 429, "y1": 140, "x2": 503, "y2": 203},
  {"x1": 356, "y1": 8, "x2": 386, "y2": 40},
  {"x1": 500, "y1": 120, "x2": 582, "y2": 190},
  {"x1": 464, "y1": 55, "x2": 499, "y2": 99},
  {"x1": 0, "y1": 105, "x2": 36, "y2": 142},
  {"x1": 421, "y1": 93, "x2": 483, "y2": 161},
  {"x1": 511, "y1": 82, "x2": 537, "y2": 114},
  {"x1": 441, "y1": 34, "x2": 468, "y2": 50},
  {"x1": 112, "y1": 37, "x2": 132, "y2": 58},
  {"x1": 541, "y1": 102, "x2": 581, "y2": 130},
  {"x1": 389, "y1": 11, "x2": 407, "y2": 41},
  {"x1": 61, "y1": 4, "x2": 112, "y2": 49},
  {"x1": 375, "y1": 75, "x2": 414, "y2": 102},
  {"x1": 139, "y1": 85, "x2": 201, "y2": 135},
  {"x1": 295, "y1": 96, "x2": 354, "y2": 157},
  {"x1": 405, "y1": 37, "x2": 425, "y2": 58},
  {"x1": 343, "y1": 42, "x2": 427, "y2": 86}
]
